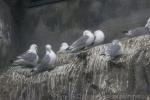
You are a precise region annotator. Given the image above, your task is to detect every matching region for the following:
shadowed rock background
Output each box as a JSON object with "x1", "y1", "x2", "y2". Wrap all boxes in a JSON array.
[
  {"x1": 4, "y1": 0, "x2": 150, "y2": 54},
  {"x1": 0, "y1": 0, "x2": 150, "y2": 99},
  {"x1": 1, "y1": 0, "x2": 150, "y2": 57}
]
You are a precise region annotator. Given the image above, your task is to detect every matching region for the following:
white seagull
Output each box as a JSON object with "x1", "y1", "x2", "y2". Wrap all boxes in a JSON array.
[
  {"x1": 57, "y1": 42, "x2": 69, "y2": 53},
  {"x1": 124, "y1": 18, "x2": 150, "y2": 37},
  {"x1": 105, "y1": 40, "x2": 122, "y2": 59},
  {"x1": 32, "y1": 44, "x2": 57, "y2": 73},
  {"x1": 68, "y1": 30, "x2": 94, "y2": 52},
  {"x1": 12, "y1": 44, "x2": 39, "y2": 67},
  {"x1": 93, "y1": 30, "x2": 105, "y2": 45}
]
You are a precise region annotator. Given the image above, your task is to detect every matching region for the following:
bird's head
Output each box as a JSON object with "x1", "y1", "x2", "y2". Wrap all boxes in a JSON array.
[
  {"x1": 145, "y1": 18, "x2": 150, "y2": 28},
  {"x1": 30, "y1": 44, "x2": 38, "y2": 52},
  {"x1": 112, "y1": 40, "x2": 121, "y2": 45},
  {"x1": 46, "y1": 44, "x2": 52, "y2": 52},
  {"x1": 83, "y1": 30, "x2": 93, "y2": 36},
  {"x1": 61, "y1": 42, "x2": 69, "y2": 48},
  {"x1": 94, "y1": 30, "x2": 104, "y2": 38}
]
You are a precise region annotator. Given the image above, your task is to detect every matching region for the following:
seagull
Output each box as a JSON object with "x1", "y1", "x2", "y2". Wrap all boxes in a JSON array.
[
  {"x1": 124, "y1": 18, "x2": 150, "y2": 37},
  {"x1": 31, "y1": 44, "x2": 57, "y2": 74},
  {"x1": 57, "y1": 42, "x2": 69, "y2": 53},
  {"x1": 12, "y1": 44, "x2": 39, "y2": 67},
  {"x1": 68, "y1": 30, "x2": 94, "y2": 52},
  {"x1": 93, "y1": 30, "x2": 105, "y2": 45},
  {"x1": 105, "y1": 40, "x2": 122, "y2": 59}
]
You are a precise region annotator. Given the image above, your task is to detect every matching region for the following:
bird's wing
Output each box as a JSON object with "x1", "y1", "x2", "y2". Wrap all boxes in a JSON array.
[
  {"x1": 19, "y1": 52, "x2": 37, "y2": 63},
  {"x1": 70, "y1": 35, "x2": 89, "y2": 49},
  {"x1": 41, "y1": 54, "x2": 51, "y2": 66},
  {"x1": 129, "y1": 27, "x2": 149, "y2": 36},
  {"x1": 32, "y1": 54, "x2": 52, "y2": 74},
  {"x1": 108, "y1": 44, "x2": 121, "y2": 57},
  {"x1": 17, "y1": 51, "x2": 28, "y2": 59}
]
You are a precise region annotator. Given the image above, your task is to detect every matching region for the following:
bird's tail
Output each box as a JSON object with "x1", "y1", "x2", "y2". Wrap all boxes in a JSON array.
[
  {"x1": 9, "y1": 59, "x2": 14, "y2": 64},
  {"x1": 66, "y1": 46, "x2": 77, "y2": 53},
  {"x1": 57, "y1": 50, "x2": 62, "y2": 54},
  {"x1": 31, "y1": 64, "x2": 40, "y2": 72},
  {"x1": 9, "y1": 57, "x2": 17, "y2": 64},
  {"x1": 66, "y1": 47, "x2": 71, "y2": 50},
  {"x1": 11, "y1": 59, "x2": 22, "y2": 66},
  {"x1": 65, "y1": 47, "x2": 71, "y2": 52},
  {"x1": 122, "y1": 30, "x2": 128, "y2": 34}
]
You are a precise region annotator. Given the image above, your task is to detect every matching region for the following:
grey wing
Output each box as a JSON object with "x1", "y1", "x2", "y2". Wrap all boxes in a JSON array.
[
  {"x1": 20, "y1": 52, "x2": 37, "y2": 62},
  {"x1": 108, "y1": 44, "x2": 121, "y2": 57},
  {"x1": 129, "y1": 27, "x2": 149, "y2": 36},
  {"x1": 33, "y1": 55, "x2": 52, "y2": 73},
  {"x1": 70, "y1": 35, "x2": 89, "y2": 49},
  {"x1": 17, "y1": 51, "x2": 28, "y2": 58},
  {"x1": 41, "y1": 54, "x2": 51, "y2": 66}
]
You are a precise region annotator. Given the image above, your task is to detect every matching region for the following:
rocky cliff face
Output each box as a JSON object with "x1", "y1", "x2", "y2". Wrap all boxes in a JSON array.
[
  {"x1": 0, "y1": 35, "x2": 150, "y2": 100},
  {"x1": 0, "y1": 0, "x2": 14, "y2": 69},
  {"x1": 0, "y1": 0, "x2": 150, "y2": 99}
]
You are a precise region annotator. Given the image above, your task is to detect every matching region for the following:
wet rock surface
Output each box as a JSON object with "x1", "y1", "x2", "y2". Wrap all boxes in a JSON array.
[{"x1": 0, "y1": 35, "x2": 150, "y2": 100}]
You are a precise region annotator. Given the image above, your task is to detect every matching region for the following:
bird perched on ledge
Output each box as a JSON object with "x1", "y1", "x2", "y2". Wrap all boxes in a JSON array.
[
  {"x1": 12, "y1": 44, "x2": 39, "y2": 68},
  {"x1": 31, "y1": 44, "x2": 57, "y2": 74},
  {"x1": 67, "y1": 30, "x2": 95, "y2": 52},
  {"x1": 57, "y1": 42, "x2": 69, "y2": 53},
  {"x1": 105, "y1": 40, "x2": 123, "y2": 59},
  {"x1": 124, "y1": 18, "x2": 150, "y2": 37}
]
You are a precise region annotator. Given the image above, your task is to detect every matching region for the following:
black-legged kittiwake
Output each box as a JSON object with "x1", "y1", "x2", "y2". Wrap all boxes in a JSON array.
[
  {"x1": 12, "y1": 44, "x2": 39, "y2": 67},
  {"x1": 124, "y1": 18, "x2": 150, "y2": 37},
  {"x1": 93, "y1": 30, "x2": 105, "y2": 45},
  {"x1": 105, "y1": 40, "x2": 122, "y2": 59},
  {"x1": 68, "y1": 30, "x2": 94, "y2": 52},
  {"x1": 31, "y1": 44, "x2": 57, "y2": 74},
  {"x1": 57, "y1": 42, "x2": 69, "y2": 53}
]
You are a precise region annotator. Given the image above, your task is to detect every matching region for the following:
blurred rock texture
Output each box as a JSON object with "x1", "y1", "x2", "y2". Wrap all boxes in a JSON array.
[
  {"x1": 1, "y1": 0, "x2": 150, "y2": 61},
  {"x1": 19, "y1": 0, "x2": 150, "y2": 51},
  {"x1": 0, "y1": 35, "x2": 150, "y2": 100},
  {"x1": 0, "y1": 0, "x2": 14, "y2": 69},
  {"x1": 0, "y1": 0, "x2": 150, "y2": 100}
]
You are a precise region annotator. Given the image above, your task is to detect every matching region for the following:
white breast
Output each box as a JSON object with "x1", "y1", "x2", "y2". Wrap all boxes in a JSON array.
[
  {"x1": 49, "y1": 50, "x2": 57, "y2": 65},
  {"x1": 94, "y1": 33, "x2": 104, "y2": 45},
  {"x1": 59, "y1": 46, "x2": 68, "y2": 52}
]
